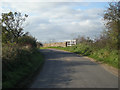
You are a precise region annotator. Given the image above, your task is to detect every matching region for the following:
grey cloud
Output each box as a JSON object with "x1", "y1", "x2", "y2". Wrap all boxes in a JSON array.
[{"x1": 1, "y1": 2, "x2": 106, "y2": 43}]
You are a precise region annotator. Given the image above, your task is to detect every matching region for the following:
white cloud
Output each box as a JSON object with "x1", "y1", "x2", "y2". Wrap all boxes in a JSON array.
[
  {"x1": 1, "y1": 2, "x2": 106, "y2": 43},
  {"x1": 1, "y1": 0, "x2": 118, "y2": 2}
]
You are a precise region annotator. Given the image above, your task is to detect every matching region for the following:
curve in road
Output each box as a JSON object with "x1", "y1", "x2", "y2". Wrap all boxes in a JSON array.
[{"x1": 30, "y1": 49, "x2": 118, "y2": 88}]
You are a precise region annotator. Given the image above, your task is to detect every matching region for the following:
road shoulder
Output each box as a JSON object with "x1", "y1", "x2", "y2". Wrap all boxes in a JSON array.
[
  {"x1": 83, "y1": 56, "x2": 118, "y2": 77},
  {"x1": 48, "y1": 48, "x2": 118, "y2": 77}
]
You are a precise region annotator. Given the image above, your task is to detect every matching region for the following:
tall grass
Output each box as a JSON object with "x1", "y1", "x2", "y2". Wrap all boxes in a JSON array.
[{"x1": 90, "y1": 48, "x2": 118, "y2": 68}]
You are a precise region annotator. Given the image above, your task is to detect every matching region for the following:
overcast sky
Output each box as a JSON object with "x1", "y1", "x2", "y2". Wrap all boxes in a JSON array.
[{"x1": 0, "y1": 1, "x2": 112, "y2": 43}]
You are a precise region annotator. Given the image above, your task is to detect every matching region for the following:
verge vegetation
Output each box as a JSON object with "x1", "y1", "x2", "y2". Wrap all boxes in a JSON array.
[
  {"x1": 46, "y1": 44, "x2": 119, "y2": 69},
  {"x1": 42, "y1": 2, "x2": 119, "y2": 69},
  {"x1": 1, "y1": 12, "x2": 44, "y2": 88}
]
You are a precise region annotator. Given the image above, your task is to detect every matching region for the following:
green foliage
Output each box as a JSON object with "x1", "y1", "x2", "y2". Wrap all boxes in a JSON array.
[
  {"x1": 1, "y1": 11, "x2": 28, "y2": 42},
  {"x1": 48, "y1": 44, "x2": 118, "y2": 69},
  {"x1": 2, "y1": 44, "x2": 44, "y2": 88},
  {"x1": 36, "y1": 41, "x2": 43, "y2": 48},
  {"x1": 18, "y1": 35, "x2": 37, "y2": 48},
  {"x1": 76, "y1": 36, "x2": 93, "y2": 44},
  {"x1": 103, "y1": 2, "x2": 120, "y2": 49},
  {"x1": 2, "y1": 36, "x2": 43, "y2": 88},
  {"x1": 2, "y1": 26, "x2": 13, "y2": 43},
  {"x1": 90, "y1": 48, "x2": 118, "y2": 68},
  {"x1": 2, "y1": 42, "x2": 20, "y2": 61},
  {"x1": 1, "y1": 11, "x2": 44, "y2": 88},
  {"x1": 73, "y1": 44, "x2": 92, "y2": 56}
]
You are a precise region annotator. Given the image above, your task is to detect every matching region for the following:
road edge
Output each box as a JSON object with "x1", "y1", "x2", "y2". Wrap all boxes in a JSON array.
[{"x1": 48, "y1": 48, "x2": 118, "y2": 77}]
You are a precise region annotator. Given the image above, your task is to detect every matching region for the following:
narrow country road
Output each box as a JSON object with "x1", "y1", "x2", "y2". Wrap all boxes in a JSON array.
[{"x1": 30, "y1": 49, "x2": 118, "y2": 88}]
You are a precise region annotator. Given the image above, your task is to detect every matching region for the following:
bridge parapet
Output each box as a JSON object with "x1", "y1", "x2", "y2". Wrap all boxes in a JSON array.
[{"x1": 43, "y1": 42, "x2": 66, "y2": 47}]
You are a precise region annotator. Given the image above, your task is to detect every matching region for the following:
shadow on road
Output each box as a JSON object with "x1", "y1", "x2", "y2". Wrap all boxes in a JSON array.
[{"x1": 30, "y1": 49, "x2": 118, "y2": 88}]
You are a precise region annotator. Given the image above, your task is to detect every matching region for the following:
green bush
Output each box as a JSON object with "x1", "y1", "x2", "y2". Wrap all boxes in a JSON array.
[
  {"x1": 90, "y1": 48, "x2": 118, "y2": 68},
  {"x1": 69, "y1": 44, "x2": 92, "y2": 56},
  {"x1": 48, "y1": 43, "x2": 118, "y2": 69},
  {"x1": 2, "y1": 43, "x2": 44, "y2": 88},
  {"x1": 18, "y1": 36, "x2": 37, "y2": 48}
]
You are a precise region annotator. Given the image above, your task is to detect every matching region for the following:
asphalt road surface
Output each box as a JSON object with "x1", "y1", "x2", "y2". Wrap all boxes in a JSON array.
[{"x1": 30, "y1": 49, "x2": 118, "y2": 88}]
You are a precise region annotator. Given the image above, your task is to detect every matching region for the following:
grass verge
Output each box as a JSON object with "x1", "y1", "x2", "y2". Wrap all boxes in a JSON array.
[
  {"x1": 42, "y1": 45, "x2": 119, "y2": 69},
  {"x1": 2, "y1": 49, "x2": 44, "y2": 88}
]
